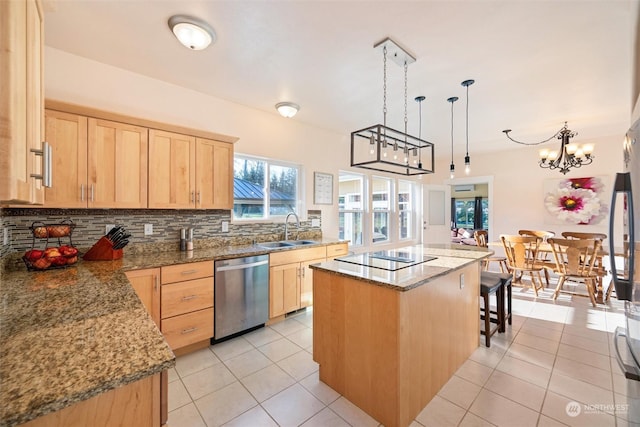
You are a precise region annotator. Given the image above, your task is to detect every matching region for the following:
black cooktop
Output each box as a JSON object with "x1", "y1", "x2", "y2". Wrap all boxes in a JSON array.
[{"x1": 335, "y1": 250, "x2": 436, "y2": 272}]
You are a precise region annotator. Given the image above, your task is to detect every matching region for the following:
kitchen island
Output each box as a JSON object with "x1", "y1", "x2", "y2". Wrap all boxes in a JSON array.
[{"x1": 310, "y1": 244, "x2": 492, "y2": 427}]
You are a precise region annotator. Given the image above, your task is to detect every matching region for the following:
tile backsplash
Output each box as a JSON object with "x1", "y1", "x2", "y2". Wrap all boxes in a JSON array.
[{"x1": 0, "y1": 208, "x2": 322, "y2": 258}]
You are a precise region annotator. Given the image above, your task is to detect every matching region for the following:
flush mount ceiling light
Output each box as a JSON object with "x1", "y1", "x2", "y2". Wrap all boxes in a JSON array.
[
  {"x1": 350, "y1": 38, "x2": 434, "y2": 176},
  {"x1": 503, "y1": 122, "x2": 594, "y2": 174},
  {"x1": 168, "y1": 15, "x2": 216, "y2": 50},
  {"x1": 275, "y1": 102, "x2": 300, "y2": 118}
]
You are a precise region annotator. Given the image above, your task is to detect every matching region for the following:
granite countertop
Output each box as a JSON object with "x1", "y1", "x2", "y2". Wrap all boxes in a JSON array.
[
  {"x1": 310, "y1": 243, "x2": 493, "y2": 291},
  {"x1": 0, "y1": 238, "x2": 346, "y2": 427}
]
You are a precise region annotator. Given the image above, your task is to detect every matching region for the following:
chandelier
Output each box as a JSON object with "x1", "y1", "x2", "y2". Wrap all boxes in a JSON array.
[
  {"x1": 502, "y1": 122, "x2": 594, "y2": 174},
  {"x1": 350, "y1": 38, "x2": 435, "y2": 176}
]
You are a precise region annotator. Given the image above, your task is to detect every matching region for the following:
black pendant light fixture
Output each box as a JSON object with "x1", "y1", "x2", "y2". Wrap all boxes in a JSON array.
[
  {"x1": 447, "y1": 96, "x2": 458, "y2": 179},
  {"x1": 350, "y1": 38, "x2": 435, "y2": 176},
  {"x1": 461, "y1": 79, "x2": 475, "y2": 175}
]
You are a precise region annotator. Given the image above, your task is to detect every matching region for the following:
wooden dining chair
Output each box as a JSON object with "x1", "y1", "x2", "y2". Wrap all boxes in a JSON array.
[
  {"x1": 518, "y1": 230, "x2": 556, "y2": 286},
  {"x1": 500, "y1": 235, "x2": 546, "y2": 296},
  {"x1": 474, "y1": 230, "x2": 508, "y2": 273},
  {"x1": 547, "y1": 237, "x2": 602, "y2": 307},
  {"x1": 561, "y1": 232, "x2": 608, "y2": 300}
]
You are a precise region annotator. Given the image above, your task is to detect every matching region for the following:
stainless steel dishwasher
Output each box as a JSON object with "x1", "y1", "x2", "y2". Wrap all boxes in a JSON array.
[{"x1": 214, "y1": 254, "x2": 269, "y2": 340}]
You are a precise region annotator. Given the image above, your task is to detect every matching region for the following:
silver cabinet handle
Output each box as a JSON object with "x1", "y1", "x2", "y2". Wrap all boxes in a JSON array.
[
  {"x1": 196, "y1": 191, "x2": 201, "y2": 204},
  {"x1": 154, "y1": 275, "x2": 159, "y2": 292},
  {"x1": 181, "y1": 269, "x2": 198, "y2": 275},
  {"x1": 90, "y1": 184, "x2": 95, "y2": 202},
  {"x1": 30, "y1": 142, "x2": 52, "y2": 188},
  {"x1": 181, "y1": 295, "x2": 197, "y2": 301},
  {"x1": 302, "y1": 266, "x2": 306, "y2": 278},
  {"x1": 190, "y1": 191, "x2": 195, "y2": 203},
  {"x1": 80, "y1": 184, "x2": 85, "y2": 202},
  {"x1": 181, "y1": 327, "x2": 198, "y2": 335}
]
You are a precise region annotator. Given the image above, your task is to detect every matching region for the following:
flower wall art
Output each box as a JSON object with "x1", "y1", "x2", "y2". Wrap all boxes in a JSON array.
[{"x1": 543, "y1": 176, "x2": 609, "y2": 225}]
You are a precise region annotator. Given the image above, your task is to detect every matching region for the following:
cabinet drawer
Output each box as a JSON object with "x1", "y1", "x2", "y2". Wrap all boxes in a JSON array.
[
  {"x1": 161, "y1": 261, "x2": 213, "y2": 284},
  {"x1": 270, "y1": 246, "x2": 327, "y2": 266},
  {"x1": 161, "y1": 277, "x2": 213, "y2": 319},
  {"x1": 161, "y1": 308, "x2": 214, "y2": 350},
  {"x1": 326, "y1": 243, "x2": 349, "y2": 258}
]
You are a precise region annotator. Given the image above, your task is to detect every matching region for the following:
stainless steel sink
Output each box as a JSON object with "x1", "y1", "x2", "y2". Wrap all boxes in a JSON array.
[
  {"x1": 258, "y1": 241, "x2": 296, "y2": 249},
  {"x1": 287, "y1": 240, "x2": 318, "y2": 245},
  {"x1": 257, "y1": 240, "x2": 318, "y2": 249}
]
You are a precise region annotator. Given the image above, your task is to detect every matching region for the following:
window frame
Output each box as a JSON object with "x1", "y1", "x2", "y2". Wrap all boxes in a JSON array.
[{"x1": 232, "y1": 153, "x2": 304, "y2": 222}]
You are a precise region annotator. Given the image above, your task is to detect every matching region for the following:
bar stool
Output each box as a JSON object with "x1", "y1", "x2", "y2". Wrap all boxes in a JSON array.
[
  {"x1": 491, "y1": 272, "x2": 513, "y2": 332},
  {"x1": 480, "y1": 272, "x2": 504, "y2": 347}
]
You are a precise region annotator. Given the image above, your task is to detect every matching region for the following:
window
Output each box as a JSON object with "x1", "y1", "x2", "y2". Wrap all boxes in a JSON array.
[
  {"x1": 372, "y1": 176, "x2": 391, "y2": 243},
  {"x1": 338, "y1": 173, "x2": 364, "y2": 246},
  {"x1": 398, "y1": 180, "x2": 414, "y2": 240},
  {"x1": 454, "y1": 198, "x2": 488, "y2": 230},
  {"x1": 233, "y1": 155, "x2": 300, "y2": 220}
]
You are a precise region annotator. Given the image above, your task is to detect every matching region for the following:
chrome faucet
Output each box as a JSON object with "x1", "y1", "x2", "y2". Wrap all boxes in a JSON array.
[{"x1": 284, "y1": 212, "x2": 300, "y2": 241}]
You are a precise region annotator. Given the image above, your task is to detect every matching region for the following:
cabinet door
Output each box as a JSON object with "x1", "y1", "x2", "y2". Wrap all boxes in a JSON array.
[
  {"x1": 44, "y1": 110, "x2": 88, "y2": 208},
  {"x1": 26, "y1": 0, "x2": 44, "y2": 205},
  {"x1": 300, "y1": 257, "x2": 325, "y2": 308},
  {"x1": 126, "y1": 268, "x2": 161, "y2": 326},
  {"x1": 195, "y1": 138, "x2": 233, "y2": 209},
  {"x1": 0, "y1": 0, "x2": 44, "y2": 204},
  {"x1": 148, "y1": 129, "x2": 195, "y2": 208},
  {"x1": 269, "y1": 262, "x2": 300, "y2": 318},
  {"x1": 88, "y1": 118, "x2": 148, "y2": 208}
]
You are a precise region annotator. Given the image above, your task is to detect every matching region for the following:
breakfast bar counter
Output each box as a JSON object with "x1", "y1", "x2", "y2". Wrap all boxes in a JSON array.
[{"x1": 310, "y1": 244, "x2": 492, "y2": 427}]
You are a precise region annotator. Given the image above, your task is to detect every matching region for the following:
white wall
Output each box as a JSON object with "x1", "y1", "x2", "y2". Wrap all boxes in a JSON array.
[
  {"x1": 45, "y1": 47, "x2": 355, "y2": 238},
  {"x1": 427, "y1": 134, "x2": 625, "y2": 248}
]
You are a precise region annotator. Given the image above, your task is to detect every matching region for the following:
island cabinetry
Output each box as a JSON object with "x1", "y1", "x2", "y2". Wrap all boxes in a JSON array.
[
  {"x1": 0, "y1": 0, "x2": 45, "y2": 204},
  {"x1": 160, "y1": 261, "x2": 214, "y2": 350},
  {"x1": 269, "y1": 246, "x2": 326, "y2": 318},
  {"x1": 44, "y1": 110, "x2": 148, "y2": 208},
  {"x1": 313, "y1": 262, "x2": 479, "y2": 427},
  {"x1": 148, "y1": 130, "x2": 233, "y2": 209}
]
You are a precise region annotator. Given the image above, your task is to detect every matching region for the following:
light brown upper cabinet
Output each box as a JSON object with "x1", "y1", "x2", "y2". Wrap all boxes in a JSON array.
[
  {"x1": 149, "y1": 130, "x2": 233, "y2": 209},
  {"x1": 195, "y1": 138, "x2": 233, "y2": 209},
  {"x1": 0, "y1": 0, "x2": 45, "y2": 204},
  {"x1": 44, "y1": 110, "x2": 148, "y2": 208}
]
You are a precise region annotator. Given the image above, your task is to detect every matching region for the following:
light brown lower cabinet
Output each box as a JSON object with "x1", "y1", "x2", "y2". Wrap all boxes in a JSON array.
[
  {"x1": 269, "y1": 246, "x2": 328, "y2": 318},
  {"x1": 125, "y1": 269, "x2": 166, "y2": 426},
  {"x1": 18, "y1": 375, "x2": 160, "y2": 427}
]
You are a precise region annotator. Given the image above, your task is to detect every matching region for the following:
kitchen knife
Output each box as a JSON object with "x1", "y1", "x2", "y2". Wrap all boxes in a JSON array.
[
  {"x1": 113, "y1": 239, "x2": 129, "y2": 250},
  {"x1": 106, "y1": 226, "x2": 121, "y2": 240}
]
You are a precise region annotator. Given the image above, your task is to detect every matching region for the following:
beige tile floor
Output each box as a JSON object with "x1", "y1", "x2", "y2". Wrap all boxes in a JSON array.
[{"x1": 167, "y1": 283, "x2": 640, "y2": 427}]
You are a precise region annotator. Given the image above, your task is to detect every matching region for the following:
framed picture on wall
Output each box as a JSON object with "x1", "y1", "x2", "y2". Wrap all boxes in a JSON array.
[
  {"x1": 314, "y1": 172, "x2": 333, "y2": 205},
  {"x1": 543, "y1": 175, "x2": 610, "y2": 225}
]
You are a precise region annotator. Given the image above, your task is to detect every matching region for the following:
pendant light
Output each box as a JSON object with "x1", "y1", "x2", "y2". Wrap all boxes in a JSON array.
[
  {"x1": 461, "y1": 79, "x2": 475, "y2": 175},
  {"x1": 350, "y1": 38, "x2": 435, "y2": 176},
  {"x1": 447, "y1": 96, "x2": 458, "y2": 179}
]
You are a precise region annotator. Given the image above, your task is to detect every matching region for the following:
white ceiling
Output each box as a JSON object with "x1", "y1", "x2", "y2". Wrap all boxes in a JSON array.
[{"x1": 43, "y1": 0, "x2": 635, "y2": 157}]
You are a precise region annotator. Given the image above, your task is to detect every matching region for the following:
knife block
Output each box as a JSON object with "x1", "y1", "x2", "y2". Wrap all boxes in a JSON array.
[{"x1": 83, "y1": 236, "x2": 123, "y2": 261}]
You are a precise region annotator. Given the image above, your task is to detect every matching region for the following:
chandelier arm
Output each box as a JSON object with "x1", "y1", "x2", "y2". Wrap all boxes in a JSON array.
[{"x1": 502, "y1": 129, "x2": 562, "y2": 145}]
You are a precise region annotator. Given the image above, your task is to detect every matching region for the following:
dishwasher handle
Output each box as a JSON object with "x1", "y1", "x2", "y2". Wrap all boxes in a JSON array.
[{"x1": 216, "y1": 259, "x2": 269, "y2": 273}]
